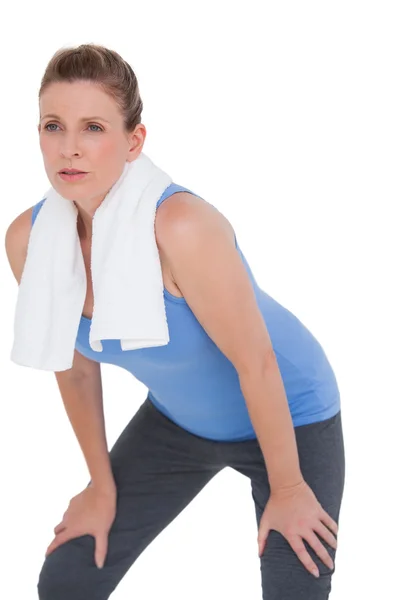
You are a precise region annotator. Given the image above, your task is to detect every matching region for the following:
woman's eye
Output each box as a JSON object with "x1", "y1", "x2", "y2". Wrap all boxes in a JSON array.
[{"x1": 44, "y1": 123, "x2": 103, "y2": 132}]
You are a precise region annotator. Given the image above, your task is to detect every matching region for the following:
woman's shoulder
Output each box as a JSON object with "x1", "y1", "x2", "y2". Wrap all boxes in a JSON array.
[
  {"x1": 5, "y1": 205, "x2": 36, "y2": 284},
  {"x1": 155, "y1": 190, "x2": 236, "y2": 250}
]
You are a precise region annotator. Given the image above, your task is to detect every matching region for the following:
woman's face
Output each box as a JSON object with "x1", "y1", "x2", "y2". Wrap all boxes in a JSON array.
[{"x1": 38, "y1": 80, "x2": 146, "y2": 206}]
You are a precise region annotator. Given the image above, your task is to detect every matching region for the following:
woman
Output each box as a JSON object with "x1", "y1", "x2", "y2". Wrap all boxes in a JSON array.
[{"x1": 5, "y1": 44, "x2": 345, "y2": 600}]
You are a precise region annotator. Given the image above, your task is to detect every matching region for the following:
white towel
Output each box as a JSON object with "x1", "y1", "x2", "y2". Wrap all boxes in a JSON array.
[{"x1": 10, "y1": 152, "x2": 172, "y2": 371}]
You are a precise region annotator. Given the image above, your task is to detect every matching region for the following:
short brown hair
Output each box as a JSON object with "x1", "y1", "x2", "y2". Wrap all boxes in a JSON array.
[{"x1": 38, "y1": 43, "x2": 143, "y2": 132}]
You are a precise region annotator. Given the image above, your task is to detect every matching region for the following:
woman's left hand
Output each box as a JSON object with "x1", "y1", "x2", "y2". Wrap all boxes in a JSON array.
[{"x1": 257, "y1": 479, "x2": 338, "y2": 578}]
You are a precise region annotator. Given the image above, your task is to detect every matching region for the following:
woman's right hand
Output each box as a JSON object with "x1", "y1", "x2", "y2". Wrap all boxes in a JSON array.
[{"x1": 45, "y1": 484, "x2": 117, "y2": 569}]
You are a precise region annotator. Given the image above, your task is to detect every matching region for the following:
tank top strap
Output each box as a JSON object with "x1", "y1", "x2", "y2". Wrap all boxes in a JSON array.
[
  {"x1": 156, "y1": 183, "x2": 205, "y2": 209},
  {"x1": 31, "y1": 197, "x2": 46, "y2": 226}
]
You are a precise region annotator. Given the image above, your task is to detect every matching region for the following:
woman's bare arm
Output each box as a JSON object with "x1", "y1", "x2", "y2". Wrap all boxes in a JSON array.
[
  {"x1": 54, "y1": 364, "x2": 116, "y2": 493},
  {"x1": 5, "y1": 209, "x2": 115, "y2": 492}
]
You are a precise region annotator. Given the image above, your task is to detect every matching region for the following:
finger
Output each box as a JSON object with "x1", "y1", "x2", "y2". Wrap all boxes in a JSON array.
[
  {"x1": 54, "y1": 522, "x2": 66, "y2": 535},
  {"x1": 287, "y1": 534, "x2": 320, "y2": 578},
  {"x1": 95, "y1": 532, "x2": 108, "y2": 569},
  {"x1": 303, "y1": 530, "x2": 334, "y2": 570},
  {"x1": 320, "y1": 510, "x2": 338, "y2": 536},
  {"x1": 257, "y1": 525, "x2": 270, "y2": 557},
  {"x1": 45, "y1": 531, "x2": 71, "y2": 557},
  {"x1": 314, "y1": 520, "x2": 338, "y2": 550},
  {"x1": 45, "y1": 541, "x2": 58, "y2": 557}
]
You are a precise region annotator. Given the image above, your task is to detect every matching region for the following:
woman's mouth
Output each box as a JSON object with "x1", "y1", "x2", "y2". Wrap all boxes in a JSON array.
[{"x1": 58, "y1": 171, "x2": 88, "y2": 182}]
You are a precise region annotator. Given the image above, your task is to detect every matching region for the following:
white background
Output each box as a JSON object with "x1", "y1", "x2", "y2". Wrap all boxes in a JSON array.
[{"x1": 1, "y1": 1, "x2": 398, "y2": 598}]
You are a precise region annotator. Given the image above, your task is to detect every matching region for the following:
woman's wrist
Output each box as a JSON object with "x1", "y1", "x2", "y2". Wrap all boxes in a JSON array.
[{"x1": 88, "y1": 478, "x2": 117, "y2": 496}]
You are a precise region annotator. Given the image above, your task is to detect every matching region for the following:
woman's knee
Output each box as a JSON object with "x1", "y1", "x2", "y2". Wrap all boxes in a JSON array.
[
  {"x1": 37, "y1": 535, "x2": 110, "y2": 600},
  {"x1": 259, "y1": 529, "x2": 336, "y2": 599}
]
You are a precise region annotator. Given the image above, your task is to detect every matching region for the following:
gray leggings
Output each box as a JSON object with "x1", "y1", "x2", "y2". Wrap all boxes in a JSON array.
[{"x1": 37, "y1": 397, "x2": 345, "y2": 600}]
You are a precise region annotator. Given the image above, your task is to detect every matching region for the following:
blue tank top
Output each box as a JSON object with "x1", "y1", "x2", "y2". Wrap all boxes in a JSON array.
[{"x1": 31, "y1": 183, "x2": 341, "y2": 441}]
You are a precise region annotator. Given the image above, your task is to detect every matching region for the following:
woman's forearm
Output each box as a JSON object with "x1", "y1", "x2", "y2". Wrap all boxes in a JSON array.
[
  {"x1": 54, "y1": 370, "x2": 115, "y2": 492},
  {"x1": 239, "y1": 354, "x2": 304, "y2": 492}
]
